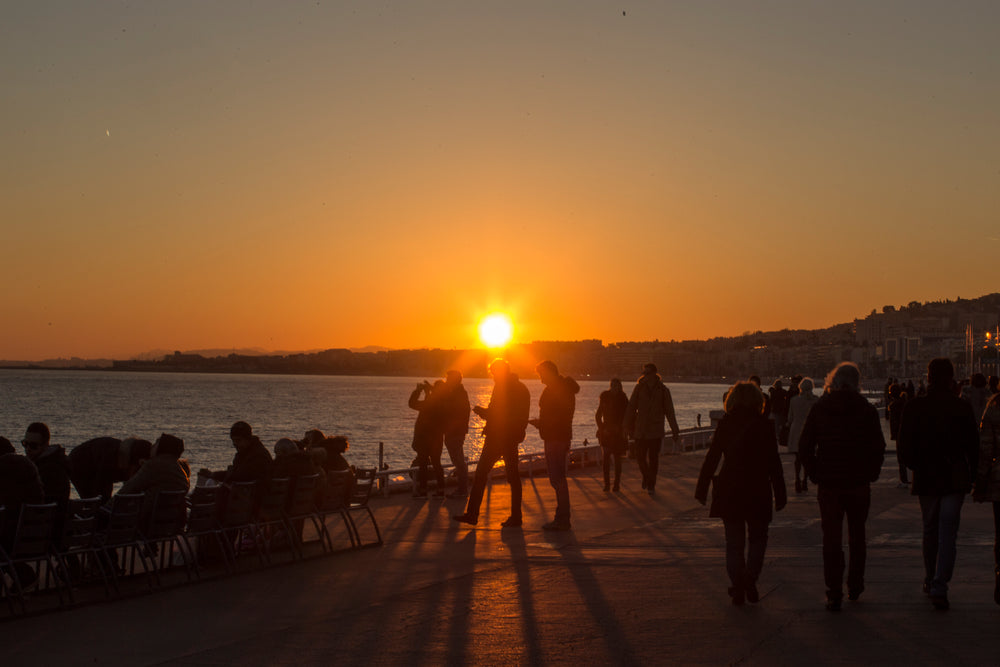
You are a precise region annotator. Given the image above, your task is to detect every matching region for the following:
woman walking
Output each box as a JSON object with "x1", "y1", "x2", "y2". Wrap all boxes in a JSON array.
[
  {"x1": 786, "y1": 377, "x2": 818, "y2": 493},
  {"x1": 696, "y1": 382, "x2": 787, "y2": 605},
  {"x1": 596, "y1": 379, "x2": 629, "y2": 492}
]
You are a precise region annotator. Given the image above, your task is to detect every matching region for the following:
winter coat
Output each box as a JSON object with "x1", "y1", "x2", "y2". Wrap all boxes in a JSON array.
[
  {"x1": 695, "y1": 412, "x2": 787, "y2": 524},
  {"x1": 625, "y1": 373, "x2": 680, "y2": 440},
  {"x1": 441, "y1": 383, "x2": 471, "y2": 439},
  {"x1": 69, "y1": 436, "x2": 128, "y2": 500},
  {"x1": 898, "y1": 387, "x2": 979, "y2": 496},
  {"x1": 536, "y1": 375, "x2": 580, "y2": 442},
  {"x1": 786, "y1": 391, "x2": 817, "y2": 454},
  {"x1": 210, "y1": 437, "x2": 274, "y2": 487},
  {"x1": 116, "y1": 454, "x2": 191, "y2": 529},
  {"x1": 800, "y1": 390, "x2": 885, "y2": 489},
  {"x1": 974, "y1": 394, "x2": 1000, "y2": 502},
  {"x1": 480, "y1": 374, "x2": 531, "y2": 446},
  {"x1": 596, "y1": 389, "x2": 629, "y2": 452},
  {"x1": 409, "y1": 385, "x2": 444, "y2": 455}
]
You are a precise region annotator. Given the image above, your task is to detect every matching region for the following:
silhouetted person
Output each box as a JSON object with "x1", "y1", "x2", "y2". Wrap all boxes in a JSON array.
[
  {"x1": 409, "y1": 380, "x2": 446, "y2": 497},
  {"x1": 529, "y1": 360, "x2": 579, "y2": 531},
  {"x1": 696, "y1": 382, "x2": 786, "y2": 606},
  {"x1": 0, "y1": 452, "x2": 45, "y2": 588},
  {"x1": 21, "y1": 422, "x2": 70, "y2": 520},
  {"x1": 454, "y1": 359, "x2": 530, "y2": 528},
  {"x1": 962, "y1": 372, "x2": 991, "y2": 424},
  {"x1": 625, "y1": 363, "x2": 680, "y2": 496},
  {"x1": 800, "y1": 362, "x2": 885, "y2": 611},
  {"x1": 199, "y1": 421, "x2": 274, "y2": 497},
  {"x1": 301, "y1": 429, "x2": 326, "y2": 451},
  {"x1": 769, "y1": 380, "x2": 790, "y2": 447},
  {"x1": 69, "y1": 436, "x2": 152, "y2": 501},
  {"x1": 114, "y1": 433, "x2": 190, "y2": 531},
  {"x1": 441, "y1": 370, "x2": 471, "y2": 498},
  {"x1": 596, "y1": 379, "x2": 629, "y2": 492},
  {"x1": 887, "y1": 383, "x2": 910, "y2": 486},
  {"x1": 898, "y1": 358, "x2": 979, "y2": 610},
  {"x1": 0, "y1": 436, "x2": 14, "y2": 456},
  {"x1": 786, "y1": 377, "x2": 817, "y2": 494},
  {"x1": 973, "y1": 389, "x2": 1000, "y2": 605}
]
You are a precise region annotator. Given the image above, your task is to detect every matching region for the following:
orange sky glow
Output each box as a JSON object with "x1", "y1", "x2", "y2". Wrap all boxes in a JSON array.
[{"x1": 3, "y1": 3, "x2": 998, "y2": 360}]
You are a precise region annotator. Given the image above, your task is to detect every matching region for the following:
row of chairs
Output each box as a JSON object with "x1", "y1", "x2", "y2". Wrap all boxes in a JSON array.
[{"x1": 0, "y1": 468, "x2": 381, "y2": 616}]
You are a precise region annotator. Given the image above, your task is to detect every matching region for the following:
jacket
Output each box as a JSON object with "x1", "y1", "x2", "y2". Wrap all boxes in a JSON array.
[
  {"x1": 441, "y1": 383, "x2": 471, "y2": 439},
  {"x1": 116, "y1": 454, "x2": 191, "y2": 528},
  {"x1": 625, "y1": 373, "x2": 680, "y2": 440},
  {"x1": 596, "y1": 389, "x2": 629, "y2": 449},
  {"x1": 785, "y1": 391, "x2": 817, "y2": 454},
  {"x1": 695, "y1": 411, "x2": 787, "y2": 523},
  {"x1": 481, "y1": 374, "x2": 531, "y2": 445},
  {"x1": 974, "y1": 394, "x2": 1000, "y2": 502},
  {"x1": 536, "y1": 375, "x2": 580, "y2": 442},
  {"x1": 800, "y1": 390, "x2": 885, "y2": 489},
  {"x1": 898, "y1": 386, "x2": 979, "y2": 496}
]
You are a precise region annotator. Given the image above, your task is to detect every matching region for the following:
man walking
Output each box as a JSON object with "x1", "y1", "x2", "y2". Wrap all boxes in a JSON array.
[
  {"x1": 800, "y1": 362, "x2": 886, "y2": 611},
  {"x1": 529, "y1": 360, "x2": 580, "y2": 531},
  {"x1": 625, "y1": 363, "x2": 680, "y2": 496},
  {"x1": 453, "y1": 359, "x2": 530, "y2": 528},
  {"x1": 898, "y1": 358, "x2": 979, "y2": 610}
]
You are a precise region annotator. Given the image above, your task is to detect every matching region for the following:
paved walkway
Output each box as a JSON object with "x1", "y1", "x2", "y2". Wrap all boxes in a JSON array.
[{"x1": 3, "y1": 442, "x2": 1000, "y2": 666}]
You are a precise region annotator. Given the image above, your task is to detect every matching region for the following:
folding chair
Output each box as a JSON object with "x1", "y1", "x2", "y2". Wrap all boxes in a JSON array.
[
  {"x1": 283, "y1": 474, "x2": 331, "y2": 558},
  {"x1": 141, "y1": 490, "x2": 191, "y2": 583},
  {"x1": 2, "y1": 503, "x2": 62, "y2": 614},
  {"x1": 95, "y1": 493, "x2": 155, "y2": 597},
  {"x1": 51, "y1": 496, "x2": 104, "y2": 605},
  {"x1": 253, "y1": 478, "x2": 292, "y2": 564},
  {"x1": 345, "y1": 468, "x2": 382, "y2": 548}
]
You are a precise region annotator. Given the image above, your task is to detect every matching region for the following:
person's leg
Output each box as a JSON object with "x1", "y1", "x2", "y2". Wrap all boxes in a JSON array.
[
  {"x1": 818, "y1": 486, "x2": 846, "y2": 604},
  {"x1": 633, "y1": 439, "x2": 650, "y2": 488},
  {"x1": 745, "y1": 520, "x2": 770, "y2": 584},
  {"x1": 613, "y1": 452, "x2": 622, "y2": 490},
  {"x1": 430, "y1": 437, "x2": 445, "y2": 493},
  {"x1": 647, "y1": 438, "x2": 662, "y2": 492},
  {"x1": 445, "y1": 435, "x2": 469, "y2": 495},
  {"x1": 919, "y1": 495, "x2": 941, "y2": 592},
  {"x1": 502, "y1": 445, "x2": 523, "y2": 521},
  {"x1": 544, "y1": 440, "x2": 571, "y2": 525},
  {"x1": 793, "y1": 453, "x2": 803, "y2": 491},
  {"x1": 844, "y1": 485, "x2": 871, "y2": 597},
  {"x1": 461, "y1": 443, "x2": 501, "y2": 521},
  {"x1": 723, "y1": 519, "x2": 746, "y2": 604},
  {"x1": 415, "y1": 451, "x2": 429, "y2": 496},
  {"x1": 602, "y1": 446, "x2": 612, "y2": 490},
  {"x1": 929, "y1": 492, "x2": 964, "y2": 600}
]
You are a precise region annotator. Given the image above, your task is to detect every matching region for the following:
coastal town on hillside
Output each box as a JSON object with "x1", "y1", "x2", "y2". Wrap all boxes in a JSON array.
[{"x1": 6, "y1": 294, "x2": 1000, "y2": 383}]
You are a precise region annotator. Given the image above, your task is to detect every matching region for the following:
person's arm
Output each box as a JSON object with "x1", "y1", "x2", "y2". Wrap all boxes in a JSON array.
[
  {"x1": 664, "y1": 387, "x2": 680, "y2": 438},
  {"x1": 694, "y1": 429, "x2": 725, "y2": 504}
]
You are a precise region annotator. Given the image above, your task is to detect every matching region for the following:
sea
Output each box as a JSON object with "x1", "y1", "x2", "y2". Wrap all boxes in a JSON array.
[{"x1": 0, "y1": 370, "x2": 729, "y2": 475}]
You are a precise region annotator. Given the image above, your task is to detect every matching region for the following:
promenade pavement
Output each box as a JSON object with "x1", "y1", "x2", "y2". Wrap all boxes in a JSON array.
[{"x1": 4, "y1": 433, "x2": 1000, "y2": 666}]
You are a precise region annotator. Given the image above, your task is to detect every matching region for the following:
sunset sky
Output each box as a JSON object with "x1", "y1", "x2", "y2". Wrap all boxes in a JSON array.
[{"x1": 3, "y1": 2, "x2": 998, "y2": 360}]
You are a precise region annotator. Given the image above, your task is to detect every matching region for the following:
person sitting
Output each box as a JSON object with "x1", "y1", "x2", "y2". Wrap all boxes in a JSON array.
[
  {"x1": 69, "y1": 436, "x2": 152, "y2": 501},
  {"x1": 0, "y1": 452, "x2": 45, "y2": 587},
  {"x1": 113, "y1": 433, "x2": 191, "y2": 531},
  {"x1": 198, "y1": 421, "x2": 273, "y2": 488},
  {"x1": 273, "y1": 437, "x2": 329, "y2": 499},
  {"x1": 0, "y1": 436, "x2": 15, "y2": 456},
  {"x1": 310, "y1": 436, "x2": 355, "y2": 507},
  {"x1": 21, "y1": 423, "x2": 70, "y2": 521},
  {"x1": 301, "y1": 429, "x2": 326, "y2": 451}
]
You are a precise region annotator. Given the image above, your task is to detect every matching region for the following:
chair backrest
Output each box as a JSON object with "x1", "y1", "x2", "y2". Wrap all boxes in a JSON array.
[
  {"x1": 285, "y1": 474, "x2": 320, "y2": 516},
  {"x1": 220, "y1": 481, "x2": 256, "y2": 527},
  {"x1": 144, "y1": 490, "x2": 188, "y2": 539},
  {"x1": 10, "y1": 503, "x2": 59, "y2": 558},
  {"x1": 324, "y1": 471, "x2": 353, "y2": 510},
  {"x1": 189, "y1": 485, "x2": 219, "y2": 506},
  {"x1": 59, "y1": 497, "x2": 103, "y2": 551},
  {"x1": 185, "y1": 491, "x2": 221, "y2": 534},
  {"x1": 256, "y1": 478, "x2": 289, "y2": 521},
  {"x1": 101, "y1": 493, "x2": 145, "y2": 547},
  {"x1": 350, "y1": 468, "x2": 376, "y2": 507}
]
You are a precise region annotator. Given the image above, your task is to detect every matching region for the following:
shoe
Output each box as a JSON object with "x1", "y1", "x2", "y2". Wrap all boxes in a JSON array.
[
  {"x1": 647, "y1": 488, "x2": 655, "y2": 497},
  {"x1": 542, "y1": 520, "x2": 571, "y2": 531},
  {"x1": 825, "y1": 597, "x2": 842, "y2": 612},
  {"x1": 848, "y1": 589, "x2": 863, "y2": 601},
  {"x1": 446, "y1": 490, "x2": 467, "y2": 499},
  {"x1": 931, "y1": 595, "x2": 950, "y2": 610},
  {"x1": 728, "y1": 586, "x2": 745, "y2": 606},
  {"x1": 452, "y1": 513, "x2": 478, "y2": 526},
  {"x1": 745, "y1": 581, "x2": 760, "y2": 604},
  {"x1": 501, "y1": 516, "x2": 522, "y2": 528}
]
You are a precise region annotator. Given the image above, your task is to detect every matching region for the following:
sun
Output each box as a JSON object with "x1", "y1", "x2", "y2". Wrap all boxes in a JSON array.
[{"x1": 478, "y1": 314, "x2": 514, "y2": 348}]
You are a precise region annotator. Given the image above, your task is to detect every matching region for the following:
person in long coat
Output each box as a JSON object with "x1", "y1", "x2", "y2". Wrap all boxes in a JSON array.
[
  {"x1": 786, "y1": 377, "x2": 818, "y2": 493},
  {"x1": 696, "y1": 382, "x2": 787, "y2": 606}
]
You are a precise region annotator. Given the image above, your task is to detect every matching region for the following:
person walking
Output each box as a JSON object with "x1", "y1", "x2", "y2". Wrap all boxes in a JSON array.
[
  {"x1": 695, "y1": 382, "x2": 787, "y2": 606},
  {"x1": 974, "y1": 389, "x2": 1000, "y2": 605},
  {"x1": 785, "y1": 376, "x2": 818, "y2": 494},
  {"x1": 898, "y1": 358, "x2": 979, "y2": 610},
  {"x1": 625, "y1": 363, "x2": 680, "y2": 496},
  {"x1": 529, "y1": 360, "x2": 580, "y2": 531},
  {"x1": 441, "y1": 370, "x2": 471, "y2": 498},
  {"x1": 800, "y1": 362, "x2": 886, "y2": 611},
  {"x1": 596, "y1": 379, "x2": 629, "y2": 492},
  {"x1": 453, "y1": 359, "x2": 530, "y2": 528}
]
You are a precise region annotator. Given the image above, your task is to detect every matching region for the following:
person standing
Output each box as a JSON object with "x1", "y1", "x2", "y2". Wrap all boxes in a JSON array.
[
  {"x1": 800, "y1": 362, "x2": 886, "y2": 611},
  {"x1": 596, "y1": 379, "x2": 629, "y2": 492},
  {"x1": 529, "y1": 360, "x2": 580, "y2": 531},
  {"x1": 453, "y1": 359, "x2": 530, "y2": 528},
  {"x1": 625, "y1": 363, "x2": 680, "y2": 496},
  {"x1": 441, "y1": 370, "x2": 471, "y2": 498},
  {"x1": 696, "y1": 382, "x2": 787, "y2": 606},
  {"x1": 408, "y1": 380, "x2": 446, "y2": 498},
  {"x1": 69, "y1": 436, "x2": 152, "y2": 501},
  {"x1": 898, "y1": 358, "x2": 979, "y2": 610},
  {"x1": 974, "y1": 389, "x2": 1000, "y2": 605}
]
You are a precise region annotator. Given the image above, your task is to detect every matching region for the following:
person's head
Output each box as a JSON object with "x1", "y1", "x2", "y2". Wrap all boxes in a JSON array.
[
  {"x1": 230, "y1": 421, "x2": 253, "y2": 449},
  {"x1": 797, "y1": 377, "x2": 815, "y2": 395},
  {"x1": 748, "y1": 375, "x2": 761, "y2": 388},
  {"x1": 22, "y1": 423, "x2": 50, "y2": 460},
  {"x1": 302, "y1": 429, "x2": 326, "y2": 450},
  {"x1": 642, "y1": 363, "x2": 658, "y2": 377},
  {"x1": 153, "y1": 433, "x2": 184, "y2": 459},
  {"x1": 324, "y1": 436, "x2": 349, "y2": 454},
  {"x1": 535, "y1": 360, "x2": 559, "y2": 385},
  {"x1": 824, "y1": 362, "x2": 861, "y2": 393},
  {"x1": 990, "y1": 376, "x2": 1000, "y2": 393},
  {"x1": 609, "y1": 378, "x2": 623, "y2": 392},
  {"x1": 772, "y1": 379, "x2": 782, "y2": 390},
  {"x1": 971, "y1": 372, "x2": 988, "y2": 389},
  {"x1": 927, "y1": 358, "x2": 955, "y2": 389},
  {"x1": 489, "y1": 358, "x2": 510, "y2": 382},
  {"x1": 0, "y1": 436, "x2": 14, "y2": 456},
  {"x1": 724, "y1": 382, "x2": 765, "y2": 416},
  {"x1": 274, "y1": 438, "x2": 299, "y2": 458},
  {"x1": 445, "y1": 370, "x2": 463, "y2": 386}
]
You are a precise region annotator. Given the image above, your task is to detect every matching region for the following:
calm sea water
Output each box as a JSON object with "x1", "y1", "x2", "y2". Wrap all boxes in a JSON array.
[{"x1": 0, "y1": 370, "x2": 727, "y2": 474}]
